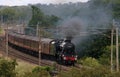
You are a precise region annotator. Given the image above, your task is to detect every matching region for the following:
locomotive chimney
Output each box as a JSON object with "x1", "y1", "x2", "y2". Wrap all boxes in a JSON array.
[{"x1": 65, "y1": 36, "x2": 72, "y2": 43}]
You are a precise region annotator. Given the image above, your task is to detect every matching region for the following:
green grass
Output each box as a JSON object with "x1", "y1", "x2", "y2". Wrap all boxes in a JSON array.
[{"x1": 15, "y1": 60, "x2": 37, "y2": 77}]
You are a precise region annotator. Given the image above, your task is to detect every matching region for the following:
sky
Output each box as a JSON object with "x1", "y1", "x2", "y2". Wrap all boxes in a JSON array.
[{"x1": 0, "y1": 0, "x2": 89, "y2": 6}]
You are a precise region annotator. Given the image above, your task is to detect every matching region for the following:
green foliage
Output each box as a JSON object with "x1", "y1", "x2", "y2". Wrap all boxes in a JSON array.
[
  {"x1": 78, "y1": 67, "x2": 110, "y2": 77},
  {"x1": 79, "y1": 57, "x2": 101, "y2": 68},
  {"x1": 32, "y1": 66, "x2": 55, "y2": 73},
  {"x1": 99, "y1": 45, "x2": 116, "y2": 65},
  {"x1": 40, "y1": 28, "x2": 52, "y2": 38},
  {"x1": 112, "y1": 0, "x2": 120, "y2": 19},
  {"x1": 21, "y1": 66, "x2": 52, "y2": 77},
  {"x1": 28, "y1": 6, "x2": 60, "y2": 28},
  {"x1": 91, "y1": 0, "x2": 120, "y2": 19},
  {"x1": 22, "y1": 70, "x2": 50, "y2": 77},
  {"x1": 15, "y1": 61, "x2": 35, "y2": 77},
  {"x1": 28, "y1": 6, "x2": 44, "y2": 27},
  {"x1": 91, "y1": 0, "x2": 110, "y2": 7},
  {"x1": 0, "y1": 7, "x2": 16, "y2": 23},
  {"x1": 0, "y1": 58, "x2": 17, "y2": 77},
  {"x1": 79, "y1": 30, "x2": 111, "y2": 58},
  {"x1": 14, "y1": 7, "x2": 29, "y2": 23},
  {"x1": 58, "y1": 67, "x2": 80, "y2": 77},
  {"x1": 58, "y1": 66, "x2": 120, "y2": 77},
  {"x1": 0, "y1": 6, "x2": 30, "y2": 24}
]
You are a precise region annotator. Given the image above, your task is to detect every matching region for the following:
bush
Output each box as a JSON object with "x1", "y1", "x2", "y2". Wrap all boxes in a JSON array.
[
  {"x1": 22, "y1": 66, "x2": 51, "y2": 77},
  {"x1": 15, "y1": 61, "x2": 35, "y2": 77},
  {"x1": 32, "y1": 66, "x2": 54, "y2": 73},
  {"x1": 79, "y1": 67, "x2": 111, "y2": 77},
  {"x1": 58, "y1": 67, "x2": 120, "y2": 77},
  {"x1": 22, "y1": 70, "x2": 50, "y2": 77},
  {"x1": 80, "y1": 57, "x2": 101, "y2": 67},
  {"x1": 0, "y1": 58, "x2": 17, "y2": 77}
]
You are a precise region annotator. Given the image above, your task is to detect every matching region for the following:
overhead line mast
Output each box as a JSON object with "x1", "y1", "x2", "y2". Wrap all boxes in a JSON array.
[
  {"x1": 111, "y1": 26, "x2": 114, "y2": 72},
  {"x1": 111, "y1": 19, "x2": 119, "y2": 72}
]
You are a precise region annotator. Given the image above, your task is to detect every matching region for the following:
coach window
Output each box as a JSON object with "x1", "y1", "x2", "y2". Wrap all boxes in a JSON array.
[
  {"x1": 26, "y1": 40, "x2": 28, "y2": 46},
  {"x1": 31, "y1": 40, "x2": 34, "y2": 48},
  {"x1": 17, "y1": 38, "x2": 20, "y2": 43},
  {"x1": 33, "y1": 41, "x2": 36, "y2": 48},
  {"x1": 36, "y1": 42, "x2": 39, "y2": 49},
  {"x1": 34, "y1": 41, "x2": 36, "y2": 49},
  {"x1": 35, "y1": 41, "x2": 38, "y2": 49},
  {"x1": 43, "y1": 43, "x2": 46, "y2": 48},
  {"x1": 23, "y1": 39, "x2": 27, "y2": 45}
]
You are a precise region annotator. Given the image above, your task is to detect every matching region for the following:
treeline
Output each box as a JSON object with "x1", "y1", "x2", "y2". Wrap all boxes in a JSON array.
[
  {"x1": 0, "y1": 5, "x2": 60, "y2": 28},
  {"x1": 90, "y1": 0, "x2": 120, "y2": 20},
  {"x1": 0, "y1": 0, "x2": 119, "y2": 25},
  {"x1": 0, "y1": 6, "x2": 31, "y2": 24}
]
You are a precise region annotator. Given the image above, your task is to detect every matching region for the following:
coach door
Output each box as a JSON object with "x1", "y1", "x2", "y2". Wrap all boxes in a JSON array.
[{"x1": 41, "y1": 42, "x2": 49, "y2": 54}]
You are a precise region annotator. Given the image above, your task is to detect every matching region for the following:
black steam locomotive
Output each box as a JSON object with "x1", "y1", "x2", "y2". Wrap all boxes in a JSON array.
[{"x1": 52, "y1": 38, "x2": 77, "y2": 65}]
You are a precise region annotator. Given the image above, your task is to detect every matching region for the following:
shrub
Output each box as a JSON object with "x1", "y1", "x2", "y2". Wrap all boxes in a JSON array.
[
  {"x1": 0, "y1": 58, "x2": 17, "y2": 77},
  {"x1": 58, "y1": 67, "x2": 115, "y2": 77},
  {"x1": 22, "y1": 66, "x2": 51, "y2": 77},
  {"x1": 32, "y1": 66, "x2": 54, "y2": 73},
  {"x1": 80, "y1": 57, "x2": 101, "y2": 67},
  {"x1": 22, "y1": 70, "x2": 50, "y2": 77}
]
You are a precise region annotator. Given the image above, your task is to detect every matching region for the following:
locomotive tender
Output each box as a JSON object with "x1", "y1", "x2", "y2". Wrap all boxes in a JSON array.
[{"x1": 8, "y1": 31, "x2": 77, "y2": 65}]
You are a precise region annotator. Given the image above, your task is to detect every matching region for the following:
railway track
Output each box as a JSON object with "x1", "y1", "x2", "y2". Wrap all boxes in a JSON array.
[{"x1": 0, "y1": 35, "x2": 74, "y2": 71}]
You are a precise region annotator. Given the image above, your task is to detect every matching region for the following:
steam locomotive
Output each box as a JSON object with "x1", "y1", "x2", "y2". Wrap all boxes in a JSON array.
[
  {"x1": 8, "y1": 30, "x2": 77, "y2": 65},
  {"x1": 51, "y1": 38, "x2": 77, "y2": 65}
]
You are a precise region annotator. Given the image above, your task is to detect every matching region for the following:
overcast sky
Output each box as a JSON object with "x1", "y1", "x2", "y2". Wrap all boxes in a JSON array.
[{"x1": 0, "y1": 0, "x2": 89, "y2": 6}]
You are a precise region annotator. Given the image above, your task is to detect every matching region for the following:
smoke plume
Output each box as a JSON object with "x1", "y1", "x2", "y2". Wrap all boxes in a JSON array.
[
  {"x1": 36, "y1": 1, "x2": 112, "y2": 44},
  {"x1": 59, "y1": 17, "x2": 82, "y2": 37}
]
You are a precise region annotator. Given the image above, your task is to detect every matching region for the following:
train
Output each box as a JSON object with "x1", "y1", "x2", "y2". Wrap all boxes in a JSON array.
[{"x1": 7, "y1": 30, "x2": 77, "y2": 65}]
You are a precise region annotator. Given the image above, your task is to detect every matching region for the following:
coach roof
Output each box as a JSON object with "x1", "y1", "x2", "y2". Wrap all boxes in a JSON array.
[{"x1": 8, "y1": 31, "x2": 53, "y2": 43}]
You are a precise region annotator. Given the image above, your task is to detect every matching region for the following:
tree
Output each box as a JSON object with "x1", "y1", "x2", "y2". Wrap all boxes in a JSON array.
[
  {"x1": 112, "y1": 0, "x2": 120, "y2": 19},
  {"x1": 0, "y1": 58, "x2": 17, "y2": 77},
  {"x1": 28, "y1": 5, "x2": 60, "y2": 28},
  {"x1": 28, "y1": 5, "x2": 44, "y2": 27},
  {"x1": 78, "y1": 29, "x2": 111, "y2": 58},
  {"x1": 90, "y1": 0, "x2": 120, "y2": 19},
  {"x1": 0, "y1": 7, "x2": 16, "y2": 23}
]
